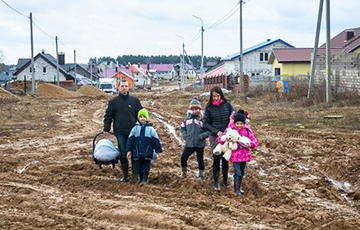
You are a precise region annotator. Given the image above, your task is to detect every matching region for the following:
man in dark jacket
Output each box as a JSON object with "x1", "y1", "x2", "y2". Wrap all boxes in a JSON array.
[{"x1": 104, "y1": 80, "x2": 142, "y2": 182}]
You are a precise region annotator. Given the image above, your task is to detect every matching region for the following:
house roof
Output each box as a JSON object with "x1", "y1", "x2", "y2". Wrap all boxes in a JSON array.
[
  {"x1": 221, "y1": 39, "x2": 294, "y2": 61},
  {"x1": 14, "y1": 52, "x2": 69, "y2": 77},
  {"x1": 129, "y1": 64, "x2": 150, "y2": 77},
  {"x1": 204, "y1": 63, "x2": 225, "y2": 78},
  {"x1": 320, "y1": 27, "x2": 360, "y2": 53},
  {"x1": 111, "y1": 68, "x2": 134, "y2": 80},
  {"x1": 270, "y1": 48, "x2": 313, "y2": 63},
  {"x1": 141, "y1": 64, "x2": 173, "y2": 72}
]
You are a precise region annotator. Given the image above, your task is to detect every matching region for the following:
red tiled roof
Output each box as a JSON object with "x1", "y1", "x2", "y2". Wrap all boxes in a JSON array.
[
  {"x1": 271, "y1": 48, "x2": 345, "y2": 63},
  {"x1": 272, "y1": 48, "x2": 313, "y2": 63},
  {"x1": 319, "y1": 27, "x2": 360, "y2": 53}
]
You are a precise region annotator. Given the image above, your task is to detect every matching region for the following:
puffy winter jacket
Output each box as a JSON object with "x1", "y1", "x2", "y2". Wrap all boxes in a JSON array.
[
  {"x1": 126, "y1": 121, "x2": 163, "y2": 161},
  {"x1": 217, "y1": 123, "x2": 258, "y2": 162},
  {"x1": 203, "y1": 101, "x2": 233, "y2": 137},
  {"x1": 181, "y1": 113, "x2": 210, "y2": 148}
]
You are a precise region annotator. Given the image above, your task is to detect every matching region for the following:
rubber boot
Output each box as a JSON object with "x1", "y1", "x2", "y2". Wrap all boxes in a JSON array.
[
  {"x1": 239, "y1": 177, "x2": 244, "y2": 194},
  {"x1": 213, "y1": 171, "x2": 220, "y2": 191},
  {"x1": 121, "y1": 169, "x2": 128, "y2": 182},
  {"x1": 132, "y1": 168, "x2": 140, "y2": 183},
  {"x1": 141, "y1": 173, "x2": 149, "y2": 184},
  {"x1": 234, "y1": 180, "x2": 240, "y2": 195},
  {"x1": 234, "y1": 177, "x2": 243, "y2": 195},
  {"x1": 132, "y1": 161, "x2": 140, "y2": 183},
  {"x1": 181, "y1": 167, "x2": 187, "y2": 178},
  {"x1": 223, "y1": 170, "x2": 229, "y2": 188},
  {"x1": 198, "y1": 170, "x2": 204, "y2": 181}
]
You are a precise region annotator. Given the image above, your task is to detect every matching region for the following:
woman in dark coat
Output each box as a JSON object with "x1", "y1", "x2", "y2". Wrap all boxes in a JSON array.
[{"x1": 203, "y1": 86, "x2": 234, "y2": 190}]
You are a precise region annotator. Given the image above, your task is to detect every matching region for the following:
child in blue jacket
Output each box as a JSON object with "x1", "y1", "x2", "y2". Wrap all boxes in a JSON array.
[{"x1": 126, "y1": 108, "x2": 162, "y2": 184}]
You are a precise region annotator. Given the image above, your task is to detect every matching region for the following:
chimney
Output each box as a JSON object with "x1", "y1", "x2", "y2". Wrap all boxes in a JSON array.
[
  {"x1": 58, "y1": 52, "x2": 65, "y2": 65},
  {"x1": 137, "y1": 63, "x2": 141, "y2": 68},
  {"x1": 41, "y1": 49, "x2": 45, "y2": 54},
  {"x1": 267, "y1": 39, "x2": 271, "y2": 42},
  {"x1": 345, "y1": 30, "x2": 355, "y2": 41}
]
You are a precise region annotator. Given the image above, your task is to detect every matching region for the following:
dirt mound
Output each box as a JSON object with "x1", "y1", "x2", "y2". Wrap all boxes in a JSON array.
[
  {"x1": 0, "y1": 87, "x2": 21, "y2": 101},
  {"x1": 36, "y1": 83, "x2": 79, "y2": 98},
  {"x1": 78, "y1": 85, "x2": 108, "y2": 97}
]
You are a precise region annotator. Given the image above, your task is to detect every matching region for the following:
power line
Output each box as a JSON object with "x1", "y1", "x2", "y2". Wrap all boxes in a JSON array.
[
  {"x1": 1, "y1": 0, "x2": 29, "y2": 18},
  {"x1": 32, "y1": 21, "x2": 54, "y2": 40},
  {"x1": 185, "y1": 29, "x2": 201, "y2": 47},
  {"x1": 206, "y1": 2, "x2": 240, "y2": 31}
]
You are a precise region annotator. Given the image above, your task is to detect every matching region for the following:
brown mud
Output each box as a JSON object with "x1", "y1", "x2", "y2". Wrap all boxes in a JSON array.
[{"x1": 0, "y1": 85, "x2": 359, "y2": 229}]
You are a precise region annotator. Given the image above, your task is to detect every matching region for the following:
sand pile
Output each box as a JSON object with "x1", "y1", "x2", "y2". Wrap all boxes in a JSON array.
[
  {"x1": 36, "y1": 83, "x2": 79, "y2": 98},
  {"x1": 78, "y1": 85, "x2": 108, "y2": 97},
  {"x1": 0, "y1": 87, "x2": 21, "y2": 101}
]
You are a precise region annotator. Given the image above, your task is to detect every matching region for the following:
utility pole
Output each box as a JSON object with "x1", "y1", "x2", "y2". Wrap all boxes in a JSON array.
[
  {"x1": 30, "y1": 12, "x2": 36, "y2": 96},
  {"x1": 74, "y1": 50, "x2": 77, "y2": 91},
  {"x1": 325, "y1": 0, "x2": 331, "y2": 103},
  {"x1": 90, "y1": 60, "x2": 93, "y2": 86},
  {"x1": 193, "y1": 15, "x2": 204, "y2": 89},
  {"x1": 55, "y1": 36, "x2": 60, "y2": 85},
  {"x1": 239, "y1": 0, "x2": 243, "y2": 93},
  {"x1": 307, "y1": 0, "x2": 324, "y2": 98},
  {"x1": 176, "y1": 34, "x2": 185, "y2": 91}
]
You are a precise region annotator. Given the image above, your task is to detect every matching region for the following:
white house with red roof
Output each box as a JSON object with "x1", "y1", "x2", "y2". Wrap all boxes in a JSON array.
[{"x1": 128, "y1": 63, "x2": 152, "y2": 88}]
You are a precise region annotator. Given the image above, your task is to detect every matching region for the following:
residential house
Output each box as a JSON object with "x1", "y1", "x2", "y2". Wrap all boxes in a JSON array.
[
  {"x1": 221, "y1": 39, "x2": 294, "y2": 77},
  {"x1": 268, "y1": 48, "x2": 313, "y2": 76},
  {"x1": 141, "y1": 64, "x2": 175, "y2": 81},
  {"x1": 110, "y1": 66, "x2": 135, "y2": 89},
  {"x1": 316, "y1": 27, "x2": 360, "y2": 92},
  {"x1": 172, "y1": 63, "x2": 197, "y2": 81},
  {"x1": 14, "y1": 50, "x2": 73, "y2": 82},
  {"x1": 128, "y1": 63, "x2": 151, "y2": 88}
]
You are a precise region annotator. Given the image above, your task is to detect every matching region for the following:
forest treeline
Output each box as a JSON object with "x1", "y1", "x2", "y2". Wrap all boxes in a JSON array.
[{"x1": 90, "y1": 55, "x2": 221, "y2": 68}]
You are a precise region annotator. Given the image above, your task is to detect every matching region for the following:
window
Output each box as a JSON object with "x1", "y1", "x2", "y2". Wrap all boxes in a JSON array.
[
  {"x1": 43, "y1": 67, "x2": 46, "y2": 73},
  {"x1": 275, "y1": 68, "x2": 281, "y2": 76},
  {"x1": 260, "y1": 52, "x2": 269, "y2": 62}
]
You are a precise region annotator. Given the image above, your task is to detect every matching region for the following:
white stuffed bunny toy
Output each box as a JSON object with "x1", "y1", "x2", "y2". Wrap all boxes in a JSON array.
[{"x1": 213, "y1": 129, "x2": 240, "y2": 161}]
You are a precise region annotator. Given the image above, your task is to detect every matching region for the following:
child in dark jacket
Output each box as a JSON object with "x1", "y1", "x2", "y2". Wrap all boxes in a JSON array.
[
  {"x1": 180, "y1": 97, "x2": 210, "y2": 180},
  {"x1": 126, "y1": 108, "x2": 163, "y2": 184}
]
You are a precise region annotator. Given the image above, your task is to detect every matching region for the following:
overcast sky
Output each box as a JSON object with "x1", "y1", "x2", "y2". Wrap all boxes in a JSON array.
[{"x1": 1, "y1": 0, "x2": 359, "y2": 65}]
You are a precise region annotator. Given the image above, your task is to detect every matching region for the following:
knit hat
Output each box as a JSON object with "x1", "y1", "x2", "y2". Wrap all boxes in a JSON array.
[
  {"x1": 234, "y1": 110, "x2": 246, "y2": 124},
  {"x1": 138, "y1": 108, "x2": 149, "y2": 120},
  {"x1": 189, "y1": 96, "x2": 202, "y2": 110}
]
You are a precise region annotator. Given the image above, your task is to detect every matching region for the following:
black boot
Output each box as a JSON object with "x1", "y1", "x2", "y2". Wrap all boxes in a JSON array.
[
  {"x1": 234, "y1": 177, "x2": 243, "y2": 195},
  {"x1": 132, "y1": 161, "x2": 140, "y2": 183},
  {"x1": 198, "y1": 170, "x2": 204, "y2": 181},
  {"x1": 213, "y1": 171, "x2": 220, "y2": 191},
  {"x1": 181, "y1": 167, "x2": 187, "y2": 178},
  {"x1": 222, "y1": 170, "x2": 229, "y2": 188},
  {"x1": 121, "y1": 169, "x2": 128, "y2": 182},
  {"x1": 141, "y1": 173, "x2": 149, "y2": 184}
]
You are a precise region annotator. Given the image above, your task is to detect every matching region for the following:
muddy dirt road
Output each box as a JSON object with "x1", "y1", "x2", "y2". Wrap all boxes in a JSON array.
[{"x1": 0, "y1": 87, "x2": 360, "y2": 229}]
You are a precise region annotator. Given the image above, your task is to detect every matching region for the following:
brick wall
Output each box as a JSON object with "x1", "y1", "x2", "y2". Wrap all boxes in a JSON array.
[{"x1": 316, "y1": 53, "x2": 360, "y2": 93}]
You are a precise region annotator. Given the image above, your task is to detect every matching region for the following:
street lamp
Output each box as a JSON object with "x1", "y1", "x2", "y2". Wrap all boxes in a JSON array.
[
  {"x1": 193, "y1": 15, "x2": 204, "y2": 89},
  {"x1": 176, "y1": 34, "x2": 185, "y2": 91}
]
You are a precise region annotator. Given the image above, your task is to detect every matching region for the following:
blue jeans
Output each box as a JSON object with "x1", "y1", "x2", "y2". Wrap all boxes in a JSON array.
[
  {"x1": 233, "y1": 162, "x2": 247, "y2": 181},
  {"x1": 117, "y1": 134, "x2": 129, "y2": 173}
]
